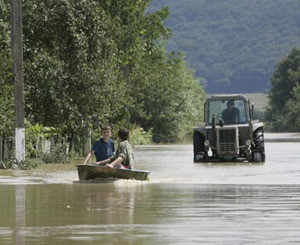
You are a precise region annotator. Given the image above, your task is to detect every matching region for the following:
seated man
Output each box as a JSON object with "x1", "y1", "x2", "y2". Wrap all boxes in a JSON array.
[
  {"x1": 96, "y1": 128, "x2": 134, "y2": 169},
  {"x1": 83, "y1": 125, "x2": 115, "y2": 164},
  {"x1": 222, "y1": 100, "x2": 240, "y2": 124}
]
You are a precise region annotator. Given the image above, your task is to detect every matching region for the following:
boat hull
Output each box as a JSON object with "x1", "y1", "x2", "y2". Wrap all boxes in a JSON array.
[{"x1": 76, "y1": 164, "x2": 149, "y2": 181}]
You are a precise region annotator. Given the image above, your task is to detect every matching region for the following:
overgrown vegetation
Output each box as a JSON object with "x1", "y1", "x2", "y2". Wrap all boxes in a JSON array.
[
  {"x1": 264, "y1": 48, "x2": 300, "y2": 132},
  {"x1": 25, "y1": 121, "x2": 70, "y2": 163},
  {"x1": 0, "y1": 158, "x2": 39, "y2": 170},
  {"x1": 128, "y1": 126, "x2": 153, "y2": 146},
  {"x1": 0, "y1": 1, "x2": 14, "y2": 138},
  {"x1": 0, "y1": 0, "x2": 205, "y2": 166},
  {"x1": 40, "y1": 143, "x2": 70, "y2": 164}
]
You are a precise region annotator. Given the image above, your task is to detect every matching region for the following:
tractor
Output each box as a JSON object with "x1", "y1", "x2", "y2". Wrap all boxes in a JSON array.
[{"x1": 193, "y1": 94, "x2": 265, "y2": 162}]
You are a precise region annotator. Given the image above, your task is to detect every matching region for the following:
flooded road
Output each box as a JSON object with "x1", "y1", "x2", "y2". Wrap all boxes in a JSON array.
[{"x1": 1, "y1": 133, "x2": 300, "y2": 244}]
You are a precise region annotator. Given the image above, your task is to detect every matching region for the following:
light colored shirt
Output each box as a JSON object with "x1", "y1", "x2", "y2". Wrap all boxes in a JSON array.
[{"x1": 110, "y1": 140, "x2": 134, "y2": 169}]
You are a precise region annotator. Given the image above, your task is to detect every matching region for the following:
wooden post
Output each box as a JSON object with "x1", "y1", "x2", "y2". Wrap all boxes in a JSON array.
[{"x1": 11, "y1": 0, "x2": 25, "y2": 162}]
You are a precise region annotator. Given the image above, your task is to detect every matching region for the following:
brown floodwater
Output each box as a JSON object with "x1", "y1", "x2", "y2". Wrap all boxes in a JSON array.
[{"x1": 1, "y1": 133, "x2": 300, "y2": 244}]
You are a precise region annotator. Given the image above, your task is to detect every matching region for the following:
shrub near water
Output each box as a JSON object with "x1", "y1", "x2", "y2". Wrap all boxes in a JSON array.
[
  {"x1": 40, "y1": 142, "x2": 70, "y2": 164},
  {"x1": 25, "y1": 121, "x2": 71, "y2": 163},
  {"x1": 0, "y1": 158, "x2": 39, "y2": 170},
  {"x1": 129, "y1": 127, "x2": 152, "y2": 146}
]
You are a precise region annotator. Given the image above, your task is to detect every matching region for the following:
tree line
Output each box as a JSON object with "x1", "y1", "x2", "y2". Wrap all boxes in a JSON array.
[{"x1": 0, "y1": 0, "x2": 205, "y2": 157}]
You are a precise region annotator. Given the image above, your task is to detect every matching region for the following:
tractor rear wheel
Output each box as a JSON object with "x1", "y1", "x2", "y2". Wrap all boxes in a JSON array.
[{"x1": 252, "y1": 127, "x2": 265, "y2": 162}]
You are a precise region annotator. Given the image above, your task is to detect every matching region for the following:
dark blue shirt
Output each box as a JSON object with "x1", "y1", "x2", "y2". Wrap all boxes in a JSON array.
[
  {"x1": 92, "y1": 138, "x2": 115, "y2": 161},
  {"x1": 222, "y1": 107, "x2": 240, "y2": 124}
]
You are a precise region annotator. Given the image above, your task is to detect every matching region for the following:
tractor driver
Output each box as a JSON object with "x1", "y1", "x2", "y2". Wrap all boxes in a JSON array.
[{"x1": 222, "y1": 100, "x2": 240, "y2": 124}]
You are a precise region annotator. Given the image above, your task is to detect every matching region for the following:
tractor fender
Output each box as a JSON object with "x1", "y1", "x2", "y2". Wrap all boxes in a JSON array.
[
  {"x1": 252, "y1": 122, "x2": 264, "y2": 132},
  {"x1": 193, "y1": 126, "x2": 205, "y2": 136}
]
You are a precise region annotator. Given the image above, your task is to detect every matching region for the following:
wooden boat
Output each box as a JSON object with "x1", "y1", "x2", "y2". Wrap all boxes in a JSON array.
[{"x1": 76, "y1": 164, "x2": 150, "y2": 181}]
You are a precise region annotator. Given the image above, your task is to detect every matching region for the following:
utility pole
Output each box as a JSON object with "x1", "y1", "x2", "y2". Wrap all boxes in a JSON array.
[{"x1": 11, "y1": 0, "x2": 25, "y2": 162}]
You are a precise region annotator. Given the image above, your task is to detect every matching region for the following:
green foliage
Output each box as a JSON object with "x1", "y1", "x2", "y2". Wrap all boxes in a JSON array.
[
  {"x1": 150, "y1": 0, "x2": 300, "y2": 93},
  {"x1": 0, "y1": 0, "x2": 13, "y2": 136},
  {"x1": 25, "y1": 120, "x2": 71, "y2": 163},
  {"x1": 1, "y1": 0, "x2": 206, "y2": 152},
  {"x1": 128, "y1": 49, "x2": 205, "y2": 142},
  {"x1": 285, "y1": 85, "x2": 300, "y2": 131},
  {"x1": 40, "y1": 142, "x2": 70, "y2": 164},
  {"x1": 0, "y1": 81, "x2": 14, "y2": 136},
  {"x1": 91, "y1": 124, "x2": 152, "y2": 147},
  {"x1": 23, "y1": 0, "x2": 122, "y2": 136},
  {"x1": 129, "y1": 126, "x2": 153, "y2": 145},
  {"x1": 265, "y1": 48, "x2": 300, "y2": 131},
  {"x1": 25, "y1": 120, "x2": 63, "y2": 158},
  {"x1": 0, "y1": 158, "x2": 39, "y2": 170}
]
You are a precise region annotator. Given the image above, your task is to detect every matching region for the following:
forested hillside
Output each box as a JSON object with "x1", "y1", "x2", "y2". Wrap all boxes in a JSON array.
[{"x1": 149, "y1": 0, "x2": 300, "y2": 93}]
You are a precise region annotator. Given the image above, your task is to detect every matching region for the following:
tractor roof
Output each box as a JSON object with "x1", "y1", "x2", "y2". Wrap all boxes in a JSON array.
[{"x1": 208, "y1": 94, "x2": 249, "y2": 101}]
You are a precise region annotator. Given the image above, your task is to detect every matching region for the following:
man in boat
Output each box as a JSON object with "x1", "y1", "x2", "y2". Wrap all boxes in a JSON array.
[
  {"x1": 83, "y1": 125, "x2": 115, "y2": 164},
  {"x1": 96, "y1": 128, "x2": 134, "y2": 169}
]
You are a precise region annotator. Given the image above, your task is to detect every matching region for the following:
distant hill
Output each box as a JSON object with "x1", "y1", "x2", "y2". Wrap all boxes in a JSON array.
[{"x1": 149, "y1": 0, "x2": 300, "y2": 93}]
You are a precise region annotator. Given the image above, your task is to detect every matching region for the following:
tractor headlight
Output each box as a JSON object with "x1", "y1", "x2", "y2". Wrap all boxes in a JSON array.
[
  {"x1": 246, "y1": 139, "x2": 251, "y2": 146},
  {"x1": 204, "y1": 140, "x2": 210, "y2": 147}
]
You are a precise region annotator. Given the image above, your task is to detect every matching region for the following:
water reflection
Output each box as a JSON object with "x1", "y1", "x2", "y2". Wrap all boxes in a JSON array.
[{"x1": 15, "y1": 185, "x2": 25, "y2": 245}]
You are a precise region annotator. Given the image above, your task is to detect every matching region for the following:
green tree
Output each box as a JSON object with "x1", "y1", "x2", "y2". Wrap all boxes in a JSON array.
[
  {"x1": 128, "y1": 48, "x2": 205, "y2": 142},
  {"x1": 0, "y1": 0, "x2": 14, "y2": 136},
  {"x1": 23, "y1": 0, "x2": 127, "y2": 147},
  {"x1": 265, "y1": 47, "x2": 300, "y2": 131},
  {"x1": 285, "y1": 85, "x2": 300, "y2": 131},
  {"x1": 103, "y1": 1, "x2": 204, "y2": 142}
]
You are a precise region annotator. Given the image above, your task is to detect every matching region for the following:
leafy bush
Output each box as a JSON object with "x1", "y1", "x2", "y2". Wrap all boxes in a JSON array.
[
  {"x1": 25, "y1": 121, "x2": 56, "y2": 158},
  {"x1": 40, "y1": 142, "x2": 70, "y2": 164},
  {"x1": 129, "y1": 126, "x2": 152, "y2": 146},
  {"x1": 0, "y1": 158, "x2": 39, "y2": 170},
  {"x1": 25, "y1": 121, "x2": 71, "y2": 163}
]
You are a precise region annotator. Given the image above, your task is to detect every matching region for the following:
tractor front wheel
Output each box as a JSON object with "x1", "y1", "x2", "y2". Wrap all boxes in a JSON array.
[{"x1": 193, "y1": 130, "x2": 207, "y2": 162}]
